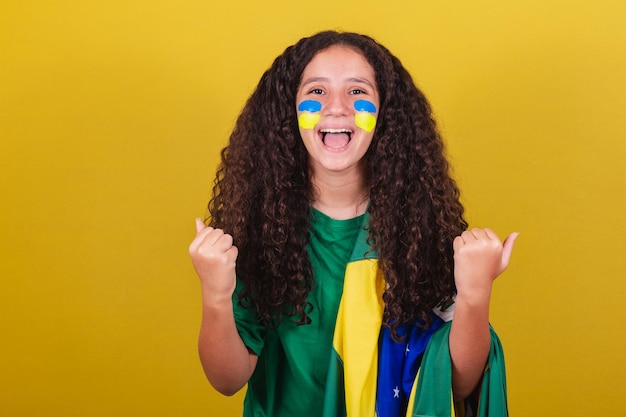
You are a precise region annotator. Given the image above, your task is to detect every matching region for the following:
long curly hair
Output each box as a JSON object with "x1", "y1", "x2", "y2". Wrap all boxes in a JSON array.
[{"x1": 208, "y1": 31, "x2": 467, "y2": 339}]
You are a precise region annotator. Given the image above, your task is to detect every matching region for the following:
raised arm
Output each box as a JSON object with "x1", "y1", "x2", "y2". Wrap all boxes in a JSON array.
[
  {"x1": 449, "y1": 228, "x2": 518, "y2": 401},
  {"x1": 189, "y1": 218, "x2": 258, "y2": 396}
]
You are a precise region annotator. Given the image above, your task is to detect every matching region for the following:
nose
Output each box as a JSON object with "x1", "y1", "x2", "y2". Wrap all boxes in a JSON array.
[{"x1": 323, "y1": 94, "x2": 350, "y2": 117}]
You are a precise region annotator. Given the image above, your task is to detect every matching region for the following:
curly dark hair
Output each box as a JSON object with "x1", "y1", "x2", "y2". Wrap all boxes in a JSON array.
[{"x1": 207, "y1": 31, "x2": 467, "y2": 339}]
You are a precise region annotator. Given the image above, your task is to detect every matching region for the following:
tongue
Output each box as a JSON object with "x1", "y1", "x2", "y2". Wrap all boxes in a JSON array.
[{"x1": 324, "y1": 133, "x2": 350, "y2": 148}]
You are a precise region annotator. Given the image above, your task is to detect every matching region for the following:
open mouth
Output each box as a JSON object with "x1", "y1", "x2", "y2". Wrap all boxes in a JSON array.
[{"x1": 320, "y1": 128, "x2": 352, "y2": 148}]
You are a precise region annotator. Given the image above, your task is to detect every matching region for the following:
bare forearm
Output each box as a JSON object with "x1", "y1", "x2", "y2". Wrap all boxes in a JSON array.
[
  {"x1": 189, "y1": 222, "x2": 255, "y2": 395},
  {"x1": 450, "y1": 229, "x2": 518, "y2": 401},
  {"x1": 449, "y1": 295, "x2": 491, "y2": 401},
  {"x1": 198, "y1": 299, "x2": 257, "y2": 396}
]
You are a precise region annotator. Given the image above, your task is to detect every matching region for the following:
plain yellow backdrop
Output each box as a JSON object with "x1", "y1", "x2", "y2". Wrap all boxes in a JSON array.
[{"x1": 1, "y1": 1, "x2": 625, "y2": 416}]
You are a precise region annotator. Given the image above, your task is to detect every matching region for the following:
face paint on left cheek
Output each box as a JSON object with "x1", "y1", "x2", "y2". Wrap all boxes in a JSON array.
[
  {"x1": 354, "y1": 100, "x2": 377, "y2": 133},
  {"x1": 297, "y1": 100, "x2": 322, "y2": 130}
]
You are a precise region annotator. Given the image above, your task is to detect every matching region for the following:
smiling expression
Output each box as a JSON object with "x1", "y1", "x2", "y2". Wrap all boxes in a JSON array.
[{"x1": 296, "y1": 45, "x2": 380, "y2": 176}]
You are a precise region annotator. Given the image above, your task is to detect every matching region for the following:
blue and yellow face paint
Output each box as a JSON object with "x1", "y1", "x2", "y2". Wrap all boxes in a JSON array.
[
  {"x1": 298, "y1": 99, "x2": 377, "y2": 133},
  {"x1": 354, "y1": 100, "x2": 377, "y2": 133},
  {"x1": 297, "y1": 100, "x2": 322, "y2": 130}
]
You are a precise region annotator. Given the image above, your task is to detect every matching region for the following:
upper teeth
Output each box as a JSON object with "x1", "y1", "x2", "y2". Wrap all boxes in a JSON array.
[{"x1": 320, "y1": 128, "x2": 352, "y2": 133}]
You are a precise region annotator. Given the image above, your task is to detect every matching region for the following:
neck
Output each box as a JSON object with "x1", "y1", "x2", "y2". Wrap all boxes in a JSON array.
[{"x1": 310, "y1": 170, "x2": 369, "y2": 220}]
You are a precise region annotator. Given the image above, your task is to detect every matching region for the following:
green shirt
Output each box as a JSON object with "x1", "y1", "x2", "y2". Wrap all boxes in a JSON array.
[{"x1": 233, "y1": 209, "x2": 367, "y2": 417}]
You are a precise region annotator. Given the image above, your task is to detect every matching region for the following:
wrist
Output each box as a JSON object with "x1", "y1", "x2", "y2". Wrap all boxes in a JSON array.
[
  {"x1": 202, "y1": 290, "x2": 235, "y2": 310},
  {"x1": 454, "y1": 288, "x2": 492, "y2": 310}
]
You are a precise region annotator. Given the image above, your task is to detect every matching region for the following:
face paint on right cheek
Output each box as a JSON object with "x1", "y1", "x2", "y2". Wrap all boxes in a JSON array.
[
  {"x1": 354, "y1": 100, "x2": 377, "y2": 133},
  {"x1": 297, "y1": 100, "x2": 322, "y2": 130}
]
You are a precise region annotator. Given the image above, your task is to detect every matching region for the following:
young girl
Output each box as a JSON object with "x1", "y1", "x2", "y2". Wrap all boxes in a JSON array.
[{"x1": 189, "y1": 31, "x2": 517, "y2": 417}]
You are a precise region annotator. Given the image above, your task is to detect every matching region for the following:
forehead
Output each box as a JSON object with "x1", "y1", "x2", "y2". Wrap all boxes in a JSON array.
[{"x1": 300, "y1": 45, "x2": 376, "y2": 82}]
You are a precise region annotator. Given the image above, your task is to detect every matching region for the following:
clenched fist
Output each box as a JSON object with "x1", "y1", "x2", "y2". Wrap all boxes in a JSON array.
[
  {"x1": 453, "y1": 228, "x2": 518, "y2": 303},
  {"x1": 189, "y1": 219, "x2": 239, "y2": 305}
]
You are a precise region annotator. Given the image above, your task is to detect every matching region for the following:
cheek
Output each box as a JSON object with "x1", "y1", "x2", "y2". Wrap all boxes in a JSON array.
[
  {"x1": 297, "y1": 100, "x2": 322, "y2": 130},
  {"x1": 355, "y1": 113, "x2": 377, "y2": 133},
  {"x1": 299, "y1": 113, "x2": 320, "y2": 130},
  {"x1": 354, "y1": 100, "x2": 377, "y2": 133}
]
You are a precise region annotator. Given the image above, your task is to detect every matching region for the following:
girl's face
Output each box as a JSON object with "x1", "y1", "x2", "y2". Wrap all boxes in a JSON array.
[{"x1": 296, "y1": 45, "x2": 380, "y2": 178}]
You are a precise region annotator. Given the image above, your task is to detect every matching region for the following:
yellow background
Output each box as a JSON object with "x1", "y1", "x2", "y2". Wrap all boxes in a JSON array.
[{"x1": 1, "y1": 1, "x2": 625, "y2": 416}]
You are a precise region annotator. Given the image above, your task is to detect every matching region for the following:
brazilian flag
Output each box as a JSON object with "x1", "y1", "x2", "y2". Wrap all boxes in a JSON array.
[{"x1": 322, "y1": 224, "x2": 509, "y2": 417}]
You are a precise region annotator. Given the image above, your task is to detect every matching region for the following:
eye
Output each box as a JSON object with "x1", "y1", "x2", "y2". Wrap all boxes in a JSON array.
[
  {"x1": 349, "y1": 88, "x2": 366, "y2": 95},
  {"x1": 308, "y1": 88, "x2": 324, "y2": 95}
]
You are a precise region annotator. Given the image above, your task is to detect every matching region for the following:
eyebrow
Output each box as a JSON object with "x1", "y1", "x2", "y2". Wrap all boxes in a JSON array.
[{"x1": 300, "y1": 76, "x2": 376, "y2": 88}]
